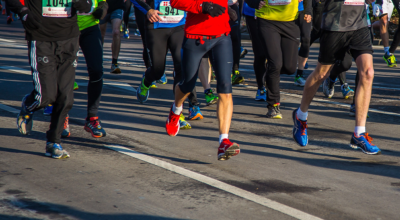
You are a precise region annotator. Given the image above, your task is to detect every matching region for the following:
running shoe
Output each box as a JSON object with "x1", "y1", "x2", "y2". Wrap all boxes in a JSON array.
[
  {"x1": 84, "y1": 116, "x2": 107, "y2": 138},
  {"x1": 205, "y1": 89, "x2": 218, "y2": 106},
  {"x1": 240, "y1": 47, "x2": 248, "y2": 59},
  {"x1": 255, "y1": 88, "x2": 267, "y2": 101},
  {"x1": 157, "y1": 73, "x2": 168, "y2": 84},
  {"x1": 341, "y1": 83, "x2": 354, "y2": 99},
  {"x1": 266, "y1": 103, "x2": 282, "y2": 119},
  {"x1": 45, "y1": 142, "x2": 70, "y2": 159},
  {"x1": 322, "y1": 78, "x2": 334, "y2": 98},
  {"x1": 6, "y1": 15, "x2": 13, "y2": 24},
  {"x1": 217, "y1": 139, "x2": 240, "y2": 161},
  {"x1": 292, "y1": 109, "x2": 308, "y2": 147},
  {"x1": 17, "y1": 94, "x2": 33, "y2": 135},
  {"x1": 350, "y1": 133, "x2": 381, "y2": 155},
  {"x1": 232, "y1": 70, "x2": 245, "y2": 85},
  {"x1": 61, "y1": 116, "x2": 70, "y2": 138},
  {"x1": 179, "y1": 113, "x2": 191, "y2": 129},
  {"x1": 188, "y1": 105, "x2": 203, "y2": 120},
  {"x1": 123, "y1": 29, "x2": 130, "y2": 39},
  {"x1": 304, "y1": 62, "x2": 309, "y2": 69},
  {"x1": 383, "y1": 54, "x2": 397, "y2": 67},
  {"x1": 136, "y1": 78, "x2": 150, "y2": 104},
  {"x1": 294, "y1": 76, "x2": 306, "y2": 87},
  {"x1": 165, "y1": 106, "x2": 180, "y2": 136},
  {"x1": 134, "y1": 29, "x2": 141, "y2": 36},
  {"x1": 150, "y1": 81, "x2": 158, "y2": 88},
  {"x1": 349, "y1": 104, "x2": 370, "y2": 118},
  {"x1": 74, "y1": 81, "x2": 79, "y2": 90},
  {"x1": 43, "y1": 105, "x2": 53, "y2": 116},
  {"x1": 111, "y1": 64, "x2": 121, "y2": 74}
]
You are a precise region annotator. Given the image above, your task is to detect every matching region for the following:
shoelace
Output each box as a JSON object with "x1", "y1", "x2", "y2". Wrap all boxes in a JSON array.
[
  {"x1": 363, "y1": 133, "x2": 375, "y2": 146},
  {"x1": 300, "y1": 120, "x2": 308, "y2": 135},
  {"x1": 89, "y1": 119, "x2": 100, "y2": 128},
  {"x1": 64, "y1": 117, "x2": 69, "y2": 129}
]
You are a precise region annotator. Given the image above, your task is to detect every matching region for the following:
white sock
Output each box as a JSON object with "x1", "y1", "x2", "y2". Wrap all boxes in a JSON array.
[
  {"x1": 172, "y1": 103, "x2": 182, "y2": 115},
  {"x1": 384, "y1": 47, "x2": 390, "y2": 56},
  {"x1": 296, "y1": 108, "x2": 308, "y2": 121},
  {"x1": 354, "y1": 126, "x2": 366, "y2": 137},
  {"x1": 219, "y1": 134, "x2": 228, "y2": 144}
]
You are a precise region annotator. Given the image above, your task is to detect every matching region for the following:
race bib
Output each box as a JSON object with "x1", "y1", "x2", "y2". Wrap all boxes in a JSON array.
[
  {"x1": 344, "y1": 0, "x2": 364, "y2": 6},
  {"x1": 267, "y1": 0, "x2": 291, "y2": 6},
  {"x1": 42, "y1": 0, "x2": 72, "y2": 17},
  {"x1": 158, "y1": 1, "x2": 184, "y2": 23}
]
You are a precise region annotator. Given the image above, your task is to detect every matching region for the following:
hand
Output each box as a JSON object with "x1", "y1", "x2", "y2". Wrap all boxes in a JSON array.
[
  {"x1": 228, "y1": 7, "x2": 237, "y2": 21},
  {"x1": 258, "y1": 1, "x2": 265, "y2": 9},
  {"x1": 73, "y1": 0, "x2": 93, "y2": 13},
  {"x1": 202, "y1": 2, "x2": 226, "y2": 17},
  {"x1": 147, "y1": 9, "x2": 163, "y2": 23},
  {"x1": 304, "y1": 14, "x2": 312, "y2": 23},
  {"x1": 92, "y1": 1, "x2": 108, "y2": 19},
  {"x1": 19, "y1": 8, "x2": 42, "y2": 32}
]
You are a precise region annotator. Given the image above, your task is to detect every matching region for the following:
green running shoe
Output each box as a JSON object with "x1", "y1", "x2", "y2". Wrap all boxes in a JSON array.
[
  {"x1": 179, "y1": 113, "x2": 191, "y2": 129},
  {"x1": 205, "y1": 89, "x2": 218, "y2": 106},
  {"x1": 74, "y1": 82, "x2": 79, "y2": 90},
  {"x1": 232, "y1": 70, "x2": 244, "y2": 85},
  {"x1": 383, "y1": 54, "x2": 397, "y2": 67},
  {"x1": 136, "y1": 78, "x2": 150, "y2": 103}
]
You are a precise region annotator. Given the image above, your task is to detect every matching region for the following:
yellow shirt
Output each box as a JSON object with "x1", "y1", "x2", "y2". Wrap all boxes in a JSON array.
[{"x1": 255, "y1": 0, "x2": 299, "y2": 22}]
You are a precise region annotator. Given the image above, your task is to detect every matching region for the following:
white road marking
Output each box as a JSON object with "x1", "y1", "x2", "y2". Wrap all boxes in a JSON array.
[
  {"x1": 0, "y1": 103, "x2": 19, "y2": 114},
  {"x1": 0, "y1": 66, "x2": 31, "y2": 75},
  {"x1": 105, "y1": 145, "x2": 323, "y2": 220},
  {"x1": 0, "y1": 38, "x2": 16, "y2": 43}
]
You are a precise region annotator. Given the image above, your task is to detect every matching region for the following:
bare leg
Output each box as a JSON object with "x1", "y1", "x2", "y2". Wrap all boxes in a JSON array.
[
  {"x1": 297, "y1": 56, "x2": 308, "y2": 71},
  {"x1": 174, "y1": 86, "x2": 191, "y2": 109},
  {"x1": 100, "y1": 23, "x2": 107, "y2": 44},
  {"x1": 111, "y1": 18, "x2": 122, "y2": 60},
  {"x1": 354, "y1": 54, "x2": 374, "y2": 127},
  {"x1": 299, "y1": 63, "x2": 332, "y2": 112},
  {"x1": 217, "y1": 93, "x2": 233, "y2": 134},
  {"x1": 198, "y1": 58, "x2": 211, "y2": 90},
  {"x1": 380, "y1": 15, "x2": 389, "y2": 48}
]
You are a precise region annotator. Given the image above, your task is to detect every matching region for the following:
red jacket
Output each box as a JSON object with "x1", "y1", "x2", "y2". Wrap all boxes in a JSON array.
[{"x1": 171, "y1": 0, "x2": 230, "y2": 36}]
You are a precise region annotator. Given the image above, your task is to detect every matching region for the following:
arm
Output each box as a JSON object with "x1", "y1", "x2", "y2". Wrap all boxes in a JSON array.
[
  {"x1": 131, "y1": 0, "x2": 148, "y2": 14},
  {"x1": 303, "y1": 0, "x2": 312, "y2": 16},
  {"x1": 133, "y1": 0, "x2": 152, "y2": 12},
  {"x1": 170, "y1": 0, "x2": 203, "y2": 14},
  {"x1": 73, "y1": 0, "x2": 93, "y2": 13},
  {"x1": 245, "y1": 0, "x2": 262, "y2": 9}
]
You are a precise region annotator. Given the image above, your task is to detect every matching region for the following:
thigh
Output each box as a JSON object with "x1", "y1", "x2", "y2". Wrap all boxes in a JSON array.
[
  {"x1": 111, "y1": 9, "x2": 124, "y2": 30},
  {"x1": 257, "y1": 19, "x2": 282, "y2": 66},
  {"x1": 99, "y1": 13, "x2": 111, "y2": 25},
  {"x1": 168, "y1": 26, "x2": 184, "y2": 69},
  {"x1": 80, "y1": 25, "x2": 103, "y2": 75},
  {"x1": 281, "y1": 36, "x2": 299, "y2": 74},
  {"x1": 147, "y1": 29, "x2": 169, "y2": 69},
  {"x1": 349, "y1": 27, "x2": 374, "y2": 60},
  {"x1": 56, "y1": 37, "x2": 80, "y2": 95},
  {"x1": 210, "y1": 36, "x2": 233, "y2": 94}
]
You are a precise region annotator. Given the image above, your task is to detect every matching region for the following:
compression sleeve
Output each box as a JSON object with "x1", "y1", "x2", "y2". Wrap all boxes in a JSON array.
[
  {"x1": 303, "y1": 0, "x2": 312, "y2": 15},
  {"x1": 245, "y1": 0, "x2": 261, "y2": 10},
  {"x1": 131, "y1": 0, "x2": 148, "y2": 14},
  {"x1": 133, "y1": 0, "x2": 152, "y2": 12},
  {"x1": 170, "y1": 0, "x2": 203, "y2": 14}
]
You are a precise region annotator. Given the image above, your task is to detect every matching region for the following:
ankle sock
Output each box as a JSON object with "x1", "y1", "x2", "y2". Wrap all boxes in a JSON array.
[
  {"x1": 384, "y1": 47, "x2": 390, "y2": 56},
  {"x1": 354, "y1": 126, "x2": 366, "y2": 137},
  {"x1": 219, "y1": 134, "x2": 228, "y2": 144},
  {"x1": 296, "y1": 69, "x2": 304, "y2": 78},
  {"x1": 296, "y1": 108, "x2": 308, "y2": 121},
  {"x1": 172, "y1": 103, "x2": 182, "y2": 115}
]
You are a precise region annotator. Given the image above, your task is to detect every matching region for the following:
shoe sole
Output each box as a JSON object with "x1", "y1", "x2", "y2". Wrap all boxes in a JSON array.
[
  {"x1": 349, "y1": 144, "x2": 381, "y2": 155},
  {"x1": 180, "y1": 124, "x2": 191, "y2": 129},
  {"x1": 343, "y1": 91, "x2": 354, "y2": 99},
  {"x1": 232, "y1": 78, "x2": 245, "y2": 85},
  {"x1": 61, "y1": 133, "x2": 70, "y2": 138},
  {"x1": 294, "y1": 83, "x2": 305, "y2": 87},
  {"x1": 218, "y1": 143, "x2": 240, "y2": 161},
  {"x1": 206, "y1": 99, "x2": 218, "y2": 106},
  {"x1": 166, "y1": 121, "x2": 180, "y2": 136},
  {"x1": 266, "y1": 114, "x2": 282, "y2": 119},
  {"x1": 45, "y1": 152, "x2": 70, "y2": 159},
  {"x1": 188, "y1": 114, "x2": 203, "y2": 120},
  {"x1": 255, "y1": 98, "x2": 266, "y2": 101},
  {"x1": 84, "y1": 127, "x2": 106, "y2": 138},
  {"x1": 136, "y1": 87, "x2": 149, "y2": 104},
  {"x1": 111, "y1": 68, "x2": 122, "y2": 74}
]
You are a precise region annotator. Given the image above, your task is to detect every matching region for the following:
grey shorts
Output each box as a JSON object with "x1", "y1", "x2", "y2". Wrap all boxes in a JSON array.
[{"x1": 100, "y1": 9, "x2": 124, "y2": 24}]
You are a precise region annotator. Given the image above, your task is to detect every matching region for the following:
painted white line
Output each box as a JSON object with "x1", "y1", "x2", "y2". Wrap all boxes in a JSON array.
[
  {"x1": 0, "y1": 103, "x2": 19, "y2": 114},
  {"x1": 0, "y1": 66, "x2": 31, "y2": 75},
  {"x1": 105, "y1": 145, "x2": 323, "y2": 220},
  {"x1": 0, "y1": 38, "x2": 16, "y2": 43}
]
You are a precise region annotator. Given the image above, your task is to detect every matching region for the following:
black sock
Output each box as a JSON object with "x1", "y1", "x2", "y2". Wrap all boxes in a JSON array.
[
  {"x1": 112, "y1": 58, "x2": 118, "y2": 64},
  {"x1": 296, "y1": 69, "x2": 303, "y2": 77}
]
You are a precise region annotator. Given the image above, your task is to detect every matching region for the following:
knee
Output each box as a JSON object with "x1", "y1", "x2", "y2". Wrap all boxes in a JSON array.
[
  {"x1": 268, "y1": 60, "x2": 283, "y2": 73},
  {"x1": 281, "y1": 62, "x2": 297, "y2": 75},
  {"x1": 112, "y1": 29, "x2": 120, "y2": 37},
  {"x1": 360, "y1": 67, "x2": 374, "y2": 83}
]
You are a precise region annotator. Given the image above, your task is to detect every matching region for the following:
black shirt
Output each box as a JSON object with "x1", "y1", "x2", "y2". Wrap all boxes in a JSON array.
[
  {"x1": 321, "y1": 0, "x2": 368, "y2": 31},
  {"x1": 106, "y1": 0, "x2": 125, "y2": 14}
]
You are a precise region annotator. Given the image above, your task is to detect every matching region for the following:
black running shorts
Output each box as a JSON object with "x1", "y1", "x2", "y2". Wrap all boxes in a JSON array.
[{"x1": 318, "y1": 27, "x2": 373, "y2": 65}]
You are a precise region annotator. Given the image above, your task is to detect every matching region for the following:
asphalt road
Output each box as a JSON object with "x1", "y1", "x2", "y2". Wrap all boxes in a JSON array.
[{"x1": 0, "y1": 15, "x2": 399, "y2": 220}]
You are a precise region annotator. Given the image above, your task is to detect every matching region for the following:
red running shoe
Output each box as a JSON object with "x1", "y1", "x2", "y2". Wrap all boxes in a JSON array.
[
  {"x1": 218, "y1": 139, "x2": 240, "y2": 161},
  {"x1": 61, "y1": 115, "x2": 70, "y2": 138},
  {"x1": 165, "y1": 106, "x2": 180, "y2": 136},
  {"x1": 84, "y1": 116, "x2": 106, "y2": 138}
]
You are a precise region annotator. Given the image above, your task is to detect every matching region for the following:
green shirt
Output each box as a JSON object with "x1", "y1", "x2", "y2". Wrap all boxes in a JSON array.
[
  {"x1": 77, "y1": 0, "x2": 103, "y2": 31},
  {"x1": 256, "y1": 0, "x2": 299, "y2": 22}
]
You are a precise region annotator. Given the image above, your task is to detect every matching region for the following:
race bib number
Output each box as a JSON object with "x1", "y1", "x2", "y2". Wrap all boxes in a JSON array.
[
  {"x1": 42, "y1": 0, "x2": 72, "y2": 17},
  {"x1": 267, "y1": 0, "x2": 291, "y2": 6},
  {"x1": 158, "y1": 1, "x2": 184, "y2": 23},
  {"x1": 344, "y1": 0, "x2": 364, "y2": 6}
]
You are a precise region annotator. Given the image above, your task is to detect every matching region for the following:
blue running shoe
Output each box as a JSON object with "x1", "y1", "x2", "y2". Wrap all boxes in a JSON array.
[
  {"x1": 123, "y1": 29, "x2": 130, "y2": 39},
  {"x1": 341, "y1": 84, "x2": 354, "y2": 99},
  {"x1": 17, "y1": 94, "x2": 34, "y2": 135},
  {"x1": 43, "y1": 105, "x2": 53, "y2": 116},
  {"x1": 188, "y1": 105, "x2": 203, "y2": 120},
  {"x1": 136, "y1": 78, "x2": 150, "y2": 103},
  {"x1": 304, "y1": 62, "x2": 308, "y2": 69},
  {"x1": 240, "y1": 47, "x2": 248, "y2": 59},
  {"x1": 292, "y1": 109, "x2": 308, "y2": 147},
  {"x1": 45, "y1": 142, "x2": 70, "y2": 159},
  {"x1": 255, "y1": 88, "x2": 267, "y2": 101},
  {"x1": 350, "y1": 133, "x2": 381, "y2": 155},
  {"x1": 179, "y1": 113, "x2": 191, "y2": 129},
  {"x1": 157, "y1": 73, "x2": 168, "y2": 84}
]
